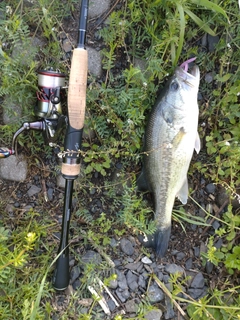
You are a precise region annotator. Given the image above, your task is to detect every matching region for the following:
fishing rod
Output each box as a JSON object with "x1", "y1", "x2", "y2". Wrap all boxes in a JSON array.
[{"x1": 52, "y1": 0, "x2": 89, "y2": 290}]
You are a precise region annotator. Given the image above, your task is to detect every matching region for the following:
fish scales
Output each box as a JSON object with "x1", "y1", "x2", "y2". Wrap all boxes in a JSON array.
[{"x1": 138, "y1": 64, "x2": 200, "y2": 257}]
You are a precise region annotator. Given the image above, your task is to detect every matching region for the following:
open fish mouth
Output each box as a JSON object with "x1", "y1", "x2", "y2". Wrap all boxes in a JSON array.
[
  {"x1": 177, "y1": 57, "x2": 200, "y2": 87},
  {"x1": 179, "y1": 57, "x2": 200, "y2": 78}
]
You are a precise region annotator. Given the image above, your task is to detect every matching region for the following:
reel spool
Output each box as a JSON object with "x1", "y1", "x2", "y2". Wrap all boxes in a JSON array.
[{"x1": 36, "y1": 69, "x2": 66, "y2": 119}]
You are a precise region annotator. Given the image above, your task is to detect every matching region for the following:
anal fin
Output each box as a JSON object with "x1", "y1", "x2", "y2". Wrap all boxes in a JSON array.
[
  {"x1": 176, "y1": 177, "x2": 188, "y2": 204},
  {"x1": 195, "y1": 132, "x2": 201, "y2": 154}
]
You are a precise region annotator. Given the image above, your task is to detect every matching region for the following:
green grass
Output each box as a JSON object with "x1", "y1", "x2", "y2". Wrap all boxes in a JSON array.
[{"x1": 0, "y1": 0, "x2": 240, "y2": 319}]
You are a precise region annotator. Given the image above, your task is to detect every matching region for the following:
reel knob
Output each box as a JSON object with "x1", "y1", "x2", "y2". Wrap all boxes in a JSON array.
[{"x1": 0, "y1": 148, "x2": 15, "y2": 158}]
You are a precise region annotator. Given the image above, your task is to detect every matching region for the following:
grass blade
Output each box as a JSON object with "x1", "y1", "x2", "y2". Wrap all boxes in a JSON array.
[
  {"x1": 191, "y1": 0, "x2": 229, "y2": 22},
  {"x1": 175, "y1": 3, "x2": 185, "y2": 65},
  {"x1": 184, "y1": 8, "x2": 216, "y2": 36}
]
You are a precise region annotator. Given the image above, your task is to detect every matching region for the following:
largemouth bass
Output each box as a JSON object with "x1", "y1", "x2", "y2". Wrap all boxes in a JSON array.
[{"x1": 138, "y1": 60, "x2": 200, "y2": 257}]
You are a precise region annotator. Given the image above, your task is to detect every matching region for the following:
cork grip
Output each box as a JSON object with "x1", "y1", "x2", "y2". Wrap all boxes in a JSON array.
[
  {"x1": 61, "y1": 162, "x2": 80, "y2": 177},
  {"x1": 68, "y1": 48, "x2": 88, "y2": 130}
]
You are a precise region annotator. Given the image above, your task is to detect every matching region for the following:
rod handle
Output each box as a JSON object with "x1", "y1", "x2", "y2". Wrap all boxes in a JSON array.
[
  {"x1": 67, "y1": 48, "x2": 88, "y2": 130},
  {"x1": 61, "y1": 48, "x2": 88, "y2": 178},
  {"x1": 52, "y1": 254, "x2": 70, "y2": 290}
]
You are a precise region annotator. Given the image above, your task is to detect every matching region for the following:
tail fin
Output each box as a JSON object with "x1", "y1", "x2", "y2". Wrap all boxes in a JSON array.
[{"x1": 154, "y1": 226, "x2": 171, "y2": 258}]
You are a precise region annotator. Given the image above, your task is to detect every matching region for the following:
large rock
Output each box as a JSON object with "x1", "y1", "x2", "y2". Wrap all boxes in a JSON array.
[
  {"x1": 0, "y1": 155, "x2": 27, "y2": 181},
  {"x1": 88, "y1": 0, "x2": 110, "y2": 18}
]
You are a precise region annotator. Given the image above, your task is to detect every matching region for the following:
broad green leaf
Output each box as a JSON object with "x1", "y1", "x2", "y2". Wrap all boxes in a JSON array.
[{"x1": 215, "y1": 73, "x2": 232, "y2": 82}]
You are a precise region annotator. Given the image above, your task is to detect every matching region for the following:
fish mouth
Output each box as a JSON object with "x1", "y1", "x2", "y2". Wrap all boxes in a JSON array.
[{"x1": 177, "y1": 57, "x2": 200, "y2": 86}]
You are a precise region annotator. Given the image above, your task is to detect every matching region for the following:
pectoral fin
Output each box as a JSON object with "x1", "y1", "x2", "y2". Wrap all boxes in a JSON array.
[
  {"x1": 176, "y1": 177, "x2": 188, "y2": 204},
  {"x1": 195, "y1": 132, "x2": 201, "y2": 154},
  {"x1": 172, "y1": 127, "x2": 186, "y2": 148}
]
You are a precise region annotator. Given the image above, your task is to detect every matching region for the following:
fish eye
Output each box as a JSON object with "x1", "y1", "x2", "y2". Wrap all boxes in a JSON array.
[{"x1": 170, "y1": 81, "x2": 179, "y2": 91}]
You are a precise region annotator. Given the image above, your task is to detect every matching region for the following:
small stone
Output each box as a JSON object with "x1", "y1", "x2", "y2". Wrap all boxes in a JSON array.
[
  {"x1": 188, "y1": 288, "x2": 206, "y2": 299},
  {"x1": 205, "y1": 183, "x2": 216, "y2": 194},
  {"x1": 81, "y1": 250, "x2": 102, "y2": 266},
  {"x1": 138, "y1": 274, "x2": 147, "y2": 289},
  {"x1": 165, "y1": 264, "x2": 184, "y2": 275},
  {"x1": 214, "y1": 238, "x2": 223, "y2": 249},
  {"x1": 205, "y1": 261, "x2": 214, "y2": 274},
  {"x1": 56, "y1": 174, "x2": 65, "y2": 188},
  {"x1": 128, "y1": 281, "x2": 138, "y2": 291},
  {"x1": 163, "y1": 274, "x2": 170, "y2": 283},
  {"x1": 108, "y1": 279, "x2": 118, "y2": 290},
  {"x1": 17, "y1": 190, "x2": 23, "y2": 198},
  {"x1": 115, "y1": 288, "x2": 130, "y2": 302},
  {"x1": 157, "y1": 272, "x2": 164, "y2": 281},
  {"x1": 145, "y1": 309, "x2": 163, "y2": 320},
  {"x1": 176, "y1": 252, "x2": 185, "y2": 261},
  {"x1": 141, "y1": 256, "x2": 153, "y2": 264},
  {"x1": 126, "y1": 270, "x2": 138, "y2": 286},
  {"x1": 165, "y1": 296, "x2": 175, "y2": 319},
  {"x1": 125, "y1": 261, "x2": 142, "y2": 271},
  {"x1": 62, "y1": 39, "x2": 72, "y2": 53},
  {"x1": 23, "y1": 205, "x2": 33, "y2": 212},
  {"x1": 200, "y1": 242, "x2": 207, "y2": 254},
  {"x1": 205, "y1": 72, "x2": 214, "y2": 83},
  {"x1": 113, "y1": 259, "x2": 122, "y2": 267},
  {"x1": 72, "y1": 279, "x2": 81, "y2": 290},
  {"x1": 47, "y1": 187, "x2": 54, "y2": 201},
  {"x1": 190, "y1": 273, "x2": 205, "y2": 289},
  {"x1": 185, "y1": 258, "x2": 193, "y2": 270},
  {"x1": 107, "y1": 299, "x2": 116, "y2": 312},
  {"x1": 115, "y1": 162, "x2": 123, "y2": 169},
  {"x1": 70, "y1": 266, "x2": 81, "y2": 283},
  {"x1": 125, "y1": 299, "x2": 137, "y2": 313},
  {"x1": 136, "y1": 263, "x2": 144, "y2": 273},
  {"x1": 193, "y1": 246, "x2": 200, "y2": 257},
  {"x1": 27, "y1": 185, "x2": 41, "y2": 197},
  {"x1": 212, "y1": 220, "x2": 220, "y2": 230},
  {"x1": 34, "y1": 175, "x2": 40, "y2": 181},
  {"x1": 109, "y1": 238, "x2": 118, "y2": 248},
  {"x1": 165, "y1": 282, "x2": 173, "y2": 292},
  {"x1": 89, "y1": 187, "x2": 96, "y2": 195},
  {"x1": 120, "y1": 238, "x2": 134, "y2": 256},
  {"x1": 116, "y1": 270, "x2": 128, "y2": 290},
  {"x1": 148, "y1": 284, "x2": 164, "y2": 303}
]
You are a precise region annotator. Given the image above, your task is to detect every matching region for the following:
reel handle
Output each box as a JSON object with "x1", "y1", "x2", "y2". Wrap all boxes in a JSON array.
[{"x1": 0, "y1": 148, "x2": 14, "y2": 158}]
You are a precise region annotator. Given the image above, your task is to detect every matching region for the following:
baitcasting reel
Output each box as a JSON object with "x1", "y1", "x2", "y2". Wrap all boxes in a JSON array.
[{"x1": 0, "y1": 68, "x2": 67, "y2": 158}]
